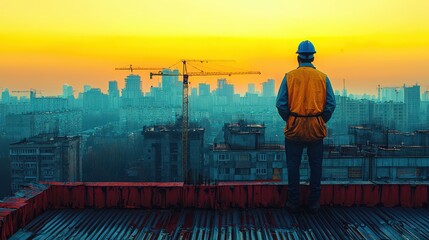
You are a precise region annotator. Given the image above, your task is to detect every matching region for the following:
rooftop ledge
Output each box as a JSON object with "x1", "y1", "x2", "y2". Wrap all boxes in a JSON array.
[{"x1": 1, "y1": 182, "x2": 429, "y2": 239}]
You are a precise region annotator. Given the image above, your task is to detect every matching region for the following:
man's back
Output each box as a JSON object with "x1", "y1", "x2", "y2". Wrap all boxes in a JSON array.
[
  {"x1": 275, "y1": 40, "x2": 336, "y2": 214},
  {"x1": 286, "y1": 67, "x2": 327, "y2": 116}
]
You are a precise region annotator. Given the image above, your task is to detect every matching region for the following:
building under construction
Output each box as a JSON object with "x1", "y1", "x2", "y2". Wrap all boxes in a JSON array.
[{"x1": 142, "y1": 122, "x2": 205, "y2": 183}]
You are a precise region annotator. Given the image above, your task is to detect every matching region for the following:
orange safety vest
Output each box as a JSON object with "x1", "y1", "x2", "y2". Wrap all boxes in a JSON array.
[{"x1": 284, "y1": 67, "x2": 327, "y2": 142}]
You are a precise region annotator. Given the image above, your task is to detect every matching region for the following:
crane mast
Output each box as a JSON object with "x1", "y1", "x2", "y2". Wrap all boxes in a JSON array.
[
  {"x1": 182, "y1": 61, "x2": 189, "y2": 182},
  {"x1": 151, "y1": 60, "x2": 260, "y2": 183}
]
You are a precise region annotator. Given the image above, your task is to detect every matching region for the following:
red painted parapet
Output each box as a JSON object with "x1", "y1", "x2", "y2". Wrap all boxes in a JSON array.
[
  {"x1": 1, "y1": 182, "x2": 429, "y2": 240},
  {"x1": 43, "y1": 182, "x2": 429, "y2": 210},
  {"x1": 0, "y1": 184, "x2": 49, "y2": 240}
]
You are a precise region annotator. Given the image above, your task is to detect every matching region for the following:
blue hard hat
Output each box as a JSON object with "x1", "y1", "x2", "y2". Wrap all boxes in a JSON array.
[{"x1": 296, "y1": 40, "x2": 316, "y2": 59}]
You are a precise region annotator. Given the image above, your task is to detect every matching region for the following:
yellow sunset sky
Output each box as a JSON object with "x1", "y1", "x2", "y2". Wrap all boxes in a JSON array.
[{"x1": 1, "y1": 0, "x2": 429, "y2": 95}]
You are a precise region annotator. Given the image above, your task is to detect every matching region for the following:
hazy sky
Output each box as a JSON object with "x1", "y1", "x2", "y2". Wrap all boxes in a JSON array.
[{"x1": 1, "y1": 0, "x2": 429, "y2": 95}]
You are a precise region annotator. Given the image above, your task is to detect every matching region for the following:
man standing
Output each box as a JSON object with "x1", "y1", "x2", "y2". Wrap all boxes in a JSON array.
[{"x1": 276, "y1": 40, "x2": 336, "y2": 213}]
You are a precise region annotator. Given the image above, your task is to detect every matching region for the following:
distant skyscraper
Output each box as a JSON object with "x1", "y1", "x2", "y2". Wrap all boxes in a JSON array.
[
  {"x1": 83, "y1": 88, "x2": 108, "y2": 112},
  {"x1": 191, "y1": 87, "x2": 197, "y2": 97},
  {"x1": 373, "y1": 101, "x2": 407, "y2": 131},
  {"x1": 122, "y1": 74, "x2": 143, "y2": 98},
  {"x1": 62, "y1": 84, "x2": 74, "y2": 98},
  {"x1": 404, "y1": 84, "x2": 421, "y2": 130},
  {"x1": 161, "y1": 69, "x2": 180, "y2": 95},
  {"x1": 422, "y1": 91, "x2": 429, "y2": 101},
  {"x1": 262, "y1": 79, "x2": 275, "y2": 97},
  {"x1": 342, "y1": 79, "x2": 348, "y2": 97},
  {"x1": 217, "y1": 79, "x2": 226, "y2": 90},
  {"x1": 334, "y1": 90, "x2": 341, "y2": 96},
  {"x1": 216, "y1": 78, "x2": 234, "y2": 101},
  {"x1": 1, "y1": 88, "x2": 10, "y2": 103},
  {"x1": 108, "y1": 81, "x2": 119, "y2": 96},
  {"x1": 248, "y1": 83, "x2": 255, "y2": 94},
  {"x1": 198, "y1": 83, "x2": 210, "y2": 96},
  {"x1": 381, "y1": 87, "x2": 404, "y2": 102},
  {"x1": 83, "y1": 85, "x2": 91, "y2": 93},
  {"x1": 108, "y1": 80, "x2": 120, "y2": 110}
]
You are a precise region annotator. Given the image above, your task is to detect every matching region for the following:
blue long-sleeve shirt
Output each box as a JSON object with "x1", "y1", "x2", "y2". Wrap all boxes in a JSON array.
[{"x1": 276, "y1": 63, "x2": 336, "y2": 123}]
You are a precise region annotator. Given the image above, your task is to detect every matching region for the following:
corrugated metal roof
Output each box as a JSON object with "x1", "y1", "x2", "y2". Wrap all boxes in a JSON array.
[{"x1": 10, "y1": 207, "x2": 429, "y2": 240}]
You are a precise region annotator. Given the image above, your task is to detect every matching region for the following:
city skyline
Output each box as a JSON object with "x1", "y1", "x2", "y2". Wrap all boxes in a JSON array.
[
  {"x1": 1, "y1": 1, "x2": 429, "y2": 95},
  {"x1": 2, "y1": 77, "x2": 428, "y2": 102}
]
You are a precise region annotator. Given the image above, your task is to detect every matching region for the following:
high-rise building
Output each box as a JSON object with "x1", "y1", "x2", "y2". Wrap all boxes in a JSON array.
[
  {"x1": 32, "y1": 97, "x2": 69, "y2": 112},
  {"x1": 0, "y1": 104, "x2": 7, "y2": 128},
  {"x1": 83, "y1": 85, "x2": 91, "y2": 93},
  {"x1": 404, "y1": 84, "x2": 421, "y2": 130},
  {"x1": 423, "y1": 91, "x2": 429, "y2": 101},
  {"x1": 5, "y1": 111, "x2": 83, "y2": 139},
  {"x1": 335, "y1": 90, "x2": 341, "y2": 96},
  {"x1": 62, "y1": 84, "x2": 74, "y2": 98},
  {"x1": 198, "y1": 83, "x2": 210, "y2": 96},
  {"x1": 216, "y1": 78, "x2": 234, "y2": 101},
  {"x1": 191, "y1": 87, "x2": 197, "y2": 97},
  {"x1": 1, "y1": 88, "x2": 10, "y2": 103},
  {"x1": 372, "y1": 102, "x2": 407, "y2": 131},
  {"x1": 427, "y1": 105, "x2": 429, "y2": 127},
  {"x1": 247, "y1": 83, "x2": 256, "y2": 94},
  {"x1": 161, "y1": 69, "x2": 180, "y2": 95},
  {"x1": 262, "y1": 79, "x2": 275, "y2": 97},
  {"x1": 83, "y1": 88, "x2": 108, "y2": 112},
  {"x1": 108, "y1": 80, "x2": 120, "y2": 110},
  {"x1": 329, "y1": 97, "x2": 372, "y2": 136},
  {"x1": 108, "y1": 81, "x2": 119, "y2": 96},
  {"x1": 122, "y1": 75, "x2": 143, "y2": 98},
  {"x1": 381, "y1": 87, "x2": 404, "y2": 102},
  {"x1": 142, "y1": 124, "x2": 205, "y2": 183},
  {"x1": 10, "y1": 134, "x2": 81, "y2": 192}
]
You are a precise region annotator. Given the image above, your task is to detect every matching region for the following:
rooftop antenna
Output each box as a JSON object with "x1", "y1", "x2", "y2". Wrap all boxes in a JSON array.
[
  {"x1": 342, "y1": 79, "x2": 347, "y2": 97},
  {"x1": 377, "y1": 84, "x2": 381, "y2": 102}
]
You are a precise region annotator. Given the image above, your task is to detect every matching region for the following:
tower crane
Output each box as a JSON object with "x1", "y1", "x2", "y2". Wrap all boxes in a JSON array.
[
  {"x1": 150, "y1": 60, "x2": 261, "y2": 183},
  {"x1": 115, "y1": 64, "x2": 163, "y2": 73}
]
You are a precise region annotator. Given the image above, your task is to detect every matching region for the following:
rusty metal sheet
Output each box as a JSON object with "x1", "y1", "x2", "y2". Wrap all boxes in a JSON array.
[{"x1": 8, "y1": 207, "x2": 429, "y2": 240}]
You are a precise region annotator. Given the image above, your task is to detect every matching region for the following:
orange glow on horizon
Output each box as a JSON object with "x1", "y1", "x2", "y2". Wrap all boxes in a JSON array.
[{"x1": 1, "y1": 1, "x2": 429, "y2": 95}]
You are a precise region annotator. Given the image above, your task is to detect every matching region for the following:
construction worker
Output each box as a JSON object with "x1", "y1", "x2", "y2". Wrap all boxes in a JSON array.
[{"x1": 276, "y1": 40, "x2": 336, "y2": 213}]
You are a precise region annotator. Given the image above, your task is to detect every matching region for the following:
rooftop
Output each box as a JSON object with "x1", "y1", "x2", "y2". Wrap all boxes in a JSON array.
[
  {"x1": 10, "y1": 207, "x2": 429, "y2": 240},
  {"x1": 1, "y1": 182, "x2": 429, "y2": 240},
  {"x1": 10, "y1": 135, "x2": 79, "y2": 146}
]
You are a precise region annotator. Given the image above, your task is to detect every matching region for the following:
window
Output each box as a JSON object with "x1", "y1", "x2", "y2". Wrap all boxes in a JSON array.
[
  {"x1": 348, "y1": 167, "x2": 362, "y2": 179},
  {"x1": 218, "y1": 154, "x2": 230, "y2": 161},
  {"x1": 258, "y1": 154, "x2": 267, "y2": 161},
  {"x1": 42, "y1": 169, "x2": 54, "y2": 176},
  {"x1": 256, "y1": 168, "x2": 267, "y2": 175},
  {"x1": 274, "y1": 153, "x2": 282, "y2": 161}
]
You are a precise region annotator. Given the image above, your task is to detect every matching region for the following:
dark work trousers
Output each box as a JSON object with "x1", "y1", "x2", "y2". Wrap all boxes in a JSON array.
[{"x1": 285, "y1": 138, "x2": 324, "y2": 205}]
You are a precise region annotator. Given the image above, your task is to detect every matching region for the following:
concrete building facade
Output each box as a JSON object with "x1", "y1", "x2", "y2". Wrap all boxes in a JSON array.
[
  {"x1": 210, "y1": 121, "x2": 287, "y2": 181},
  {"x1": 9, "y1": 135, "x2": 81, "y2": 192},
  {"x1": 142, "y1": 124, "x2": 205, "y2": 182}
]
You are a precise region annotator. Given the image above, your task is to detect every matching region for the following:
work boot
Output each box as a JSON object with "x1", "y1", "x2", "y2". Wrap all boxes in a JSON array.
[{"x1": 285, "y1": 201, "x2": 301, "y2": 214}]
